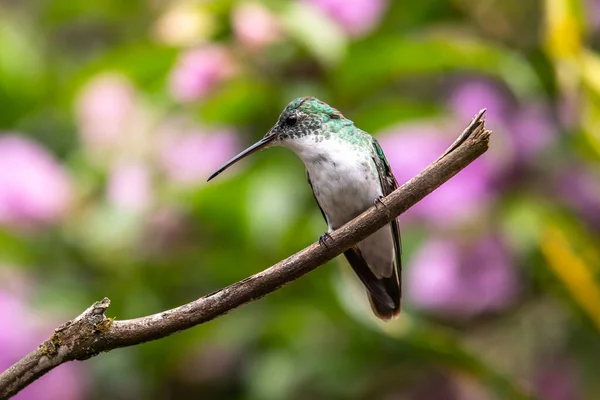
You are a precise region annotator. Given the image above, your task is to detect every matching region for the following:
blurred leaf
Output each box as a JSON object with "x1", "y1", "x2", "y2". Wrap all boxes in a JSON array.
[
  {"x1": 540, "y1": 224, "x2": 600, "y2": 333},
  {"x1": 281, "y1": 2, "x2": 347, "y2": 67},
  {"x1": 0, "y1": 12, "x2": 46, "y2": 127},
  {"x1": 500, "y1": 196, "x2": 549, "y2": 256},
  {"x1": 334, "y1": 33, "x2": 540, "y2": 100},
  {"x1": 247, "y1": 349, "x2": 299, "y2": 400},
  {"x1": 70, "y1": 43, "x2": 178, "y2": 101},
  {"x1": 543, "y1": 0, "x2": 584, "y2": 61},
  {"x1": 402, "y1": 327, "x2": 536, "y2": 400},
  {"x1": 0, "y1": 230, "x2": 35, "y2": 265},
  {"x1": 66, "y1": 204, "x2": 145, "y2": 265},
  {"x1": 245, "y1": 166, "x2": 306, "y2": 252},
  {"x1": 579, "y1": 50, "x2": 600, "y2": 156},
  {"x1": 353, "y1": 97, "x2": 441, "y2": 133},
  {"x1": 42, "y1": 0, "x2": 147, "y2": 24},
  {"x1": 197, "y1": 78, "x2": 275, "y2": 125}
]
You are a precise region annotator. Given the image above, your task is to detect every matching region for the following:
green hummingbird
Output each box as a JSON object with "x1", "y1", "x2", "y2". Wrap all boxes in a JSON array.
[{"x1": 208, "y1": 97, "x2": 401, "y2": 320}]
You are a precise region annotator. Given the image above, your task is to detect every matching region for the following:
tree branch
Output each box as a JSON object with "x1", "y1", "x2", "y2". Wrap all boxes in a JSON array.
[{"x1": 0, "y1": 110, "x2": 491, "y2": 399}]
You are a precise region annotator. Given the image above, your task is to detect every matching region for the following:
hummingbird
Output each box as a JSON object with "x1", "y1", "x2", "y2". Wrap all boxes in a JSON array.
[{"x1": 208, "y1": 97, "x2": 401, "y2": 320}]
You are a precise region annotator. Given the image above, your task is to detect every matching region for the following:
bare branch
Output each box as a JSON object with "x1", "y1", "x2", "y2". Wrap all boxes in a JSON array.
[{"x1": 0, "y1": 111, "x2": 491, "y2": 399}]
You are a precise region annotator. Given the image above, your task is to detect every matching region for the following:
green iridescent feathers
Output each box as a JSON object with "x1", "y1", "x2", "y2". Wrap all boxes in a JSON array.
[
  {"x1": 371, "y1": 137, "x2": 393, "y2": 174},
  {"x1": 287, "y1": 97, "x2": 373, "y2": 146},
  {"x1": 287, "y1": 97, "x2": 342, "y2": 118}
]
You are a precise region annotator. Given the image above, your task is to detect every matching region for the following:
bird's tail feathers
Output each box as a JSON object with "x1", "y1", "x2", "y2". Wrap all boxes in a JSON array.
[{"x1": 343, "y1": 247, "x2": 401, "y2": 321}]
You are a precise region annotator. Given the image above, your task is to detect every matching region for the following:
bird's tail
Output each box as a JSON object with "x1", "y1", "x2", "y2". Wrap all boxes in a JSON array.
[
  {"x1": 366, "y1": 283, "x2": 401, "y2": 321},
  {"x1": 343, "y1": 248, "x2": 401, "y2": 321}
]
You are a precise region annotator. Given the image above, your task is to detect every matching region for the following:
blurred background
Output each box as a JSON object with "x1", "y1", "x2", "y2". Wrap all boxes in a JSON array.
[{"x1": 1, "y1": 0, "x2": 599, "y2": 399}]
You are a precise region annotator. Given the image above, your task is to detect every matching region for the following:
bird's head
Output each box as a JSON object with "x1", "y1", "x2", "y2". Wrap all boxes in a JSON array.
[{"x1": 207, "y1": 97, "x2": 346, "y2": 181}]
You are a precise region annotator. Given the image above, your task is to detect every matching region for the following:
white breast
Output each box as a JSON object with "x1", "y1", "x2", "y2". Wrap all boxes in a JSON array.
[
  {"x1": 285, "y1": 136, "x2": 380, "y2": 228},
  {"x1": 283, "y1": 136, "x2": 395, "y2": 278}
]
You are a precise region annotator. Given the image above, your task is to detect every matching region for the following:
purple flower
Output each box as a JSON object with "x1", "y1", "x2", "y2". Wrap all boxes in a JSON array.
[
  {"x1": 556, "y1": 166, "x2": 600, "y2": 230},
  {"x1": 0, "y1": 275, "x2": 87, "y2": 400},
  {"x1": 378, "y1": 124, "x2": 492, "y2": 227},
  {"x1": 447, "y1": 78, "x2": 511, "y2": 125},
  {"x1": 507, "y1": 104, "x2": 556, "y2": 161},
  {"x1": 106, "y1": 162, "x2": 153, "y2": 212},
  {"x1": 534, "y1": 355, "x2": 579, "y2": 400},
  {"x1": 305, "y1": 0, "x2": 388, "y2": 37},
  {"x1": 0, "y1": 135, "x2": 71, "y2": 230},
  {"x1": 448, "y1": 78, "x2": 557, "y2": 164},
  {"x1": 586, "y1": 0, "x2": 600, "y2": 32},
  {"x1": 76, "y1": 74, "x2": 137, "y2": 153},
  {"x1": 558, "y1": 93, "x2": 580, "y2": 130},
  {"x1": 159, "y1": 125, "x2": 240, "y2": 186},
  {"x1": 407, "y1": 236, "x2": 519, "y2": 319},
  {"x1": 169, "y1": 45, "x2": 238, "y2": 103},
  {"x1": 232, "y1": 2, "x2": 281, "y2": 48}
]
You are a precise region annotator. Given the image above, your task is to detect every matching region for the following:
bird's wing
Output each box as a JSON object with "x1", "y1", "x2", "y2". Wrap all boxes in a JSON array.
[
  {"x1": 369, "y1": 138, "x2": 402, "y2": 313},
  {"x1": 306, "y1": 170, "x2": 328, "y2": 225},
  {"x1": 370, "y1": 138, "x2": 402, "y2": 268}
]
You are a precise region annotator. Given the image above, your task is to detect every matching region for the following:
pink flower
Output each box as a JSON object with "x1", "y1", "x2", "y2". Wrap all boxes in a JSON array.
[
  {"x1": 378, "y1": 124, "x2": 493, "y2": 227},
  {"x1": 508, "y1": 104, "x2": 556, "y2": 160},
  {"x1": 447, "y1": 78, "x2": 511, "y2": 125},
  {"x1": 106, "y1": 162, "x2": 153, "y2": 212},
  {"x1": 304, "y1": 0, "x2": 388, "y2": 37},
  {"x1": 0, "y1": 135, "x2": 71, "y2": 230},
  {"x1": 534, "y1": 354, "x2": 579, "y2": 400},
  {"x1": 76, "y1": 74, "x2": 137, "y2": 152},
  {"x1": 556, "y1": 166, "x2": 600, "y2": 231},
  {"x1": 232, "y1": 2, "x2": 281, "y2": 48},
  {"x1": 159, "y1": 126, "x2": 240, "y2": 186},
  {"x1": 407, "y1": 236, "x2": 519, "y2": 319},
  {"x1": 586, "y1": 0, "x2": 600, "y2": 32},
  {"x1": 0, "y1": 275, "x2": 87, "y2": 400},
  {"x1": 447, "y1": 78, "x2": 557, "y2": 164},
  {"x1": 169, "y1": 45, "x2": 237, "y2": 102}
]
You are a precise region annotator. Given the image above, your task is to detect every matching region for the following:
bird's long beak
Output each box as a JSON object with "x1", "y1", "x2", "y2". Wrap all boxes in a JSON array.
[{"x1": 207, "y1": 131, "x2": 276, "y2": 181}]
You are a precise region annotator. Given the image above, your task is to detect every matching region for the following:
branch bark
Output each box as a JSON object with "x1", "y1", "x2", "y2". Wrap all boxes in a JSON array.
[{"x1": 0, "y1": 110, "x2": 491, "y2": 399}]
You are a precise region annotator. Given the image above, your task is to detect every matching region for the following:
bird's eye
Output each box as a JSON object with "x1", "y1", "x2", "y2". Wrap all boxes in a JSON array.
[{"x1": 285, "y1": 115, "x2": 297, "y2": 127}]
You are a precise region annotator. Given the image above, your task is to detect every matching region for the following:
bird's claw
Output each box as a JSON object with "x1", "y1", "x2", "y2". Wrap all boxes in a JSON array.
[
  {"x1": 319, "y1": 232, "x2": 334, "y2": 249},
  {"x1": 373, "y1": 195, "x2": 388, "y2": 210}
]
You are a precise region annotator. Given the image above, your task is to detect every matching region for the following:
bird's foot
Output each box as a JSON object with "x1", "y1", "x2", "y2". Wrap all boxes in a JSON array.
[
  {"x1": 373, "y1": 195, "x2": 388, "y2": 210},
  {"x1": 319, "y1": 232, "x2": 334, "y2": 249}
]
